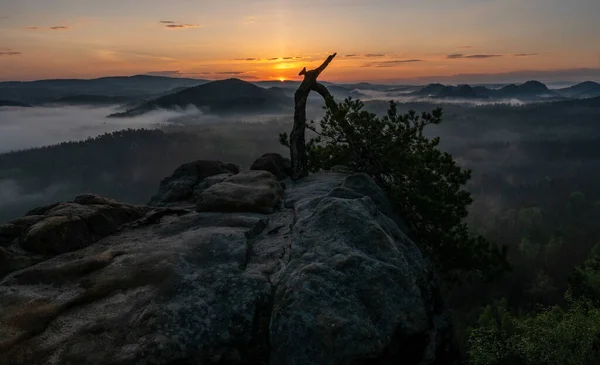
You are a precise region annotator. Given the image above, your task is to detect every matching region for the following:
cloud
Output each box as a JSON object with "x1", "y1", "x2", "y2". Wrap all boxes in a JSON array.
[
  {"x1": 0, "y1": 51, "x2": 21, "y2": 56},
  {"x1": 24, "y1": 25, "x2": 70, "y2": 31},
  {"x1": 164, "y1": 23, "x2": 201, "y2": 29},
  {"x1": 345, "y1": 54, "x2": 357, "y2": 57},
  {"x1": 234, "y1": 57, "x2": 260, "y2": 61},
  {"x1": 243, "y1": 16, "x2": 259, "y2": 25},
  {"x1": 267, "y1": 57, "x2": 279, "y2": 61},
  {"x1": 458, "y1": 46, "x2": 473, "y2": 49},
  {"x1": 365, "y1": 53, "x2": 386, "y2": 57},
  {"x1": 215, "y1": 71, "x2": 245, "y2": 75},
  {"x1": 144, "y1": 70, "x2": 182, "y2": 77},
  {"x1": 514, "y1": 53, "x2": 538, "y2": 57},
  {"x1": 360, "y1": 59, "x2": 423, "y2": 68},
  {"x1": 447, "y1": 53, "x2": 502, "y2": 59},
  {"x1": 159, "y1": 20, "x2": 176, "y2": 24}
]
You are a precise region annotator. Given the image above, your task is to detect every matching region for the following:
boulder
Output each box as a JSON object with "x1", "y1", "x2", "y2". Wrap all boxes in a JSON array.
[
  {"x1": 0, "y1": 195, "x2": 147, "y2": 265},
  {"x1": 0, "y1": 170, "x2": 457, "y2": 365},
  {"x1": 196, "y1": 170, "x2": 285, "y2": 214},
  {"x1": 250, "y1": 153, "x2": 292, "y2": 180},
  {"x1": 270, "y1": 189, "x2": 452, "y2": 364},
  {"x1": 148, "y1": 160, "x2": 239, "y2": 206},
  {"x1": 191, "y1": 172, "x2": 234, "y2": 201}
]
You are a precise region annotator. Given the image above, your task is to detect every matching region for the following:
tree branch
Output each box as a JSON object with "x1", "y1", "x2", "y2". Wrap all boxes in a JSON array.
[{"x1": 289, "y1": 53, "x2": 338, "y2": 180}]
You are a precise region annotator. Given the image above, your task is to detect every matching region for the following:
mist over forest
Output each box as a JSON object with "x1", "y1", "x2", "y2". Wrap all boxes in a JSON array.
[{"x1": 2, "y1": 74, "x2": 600, "y2": 362}]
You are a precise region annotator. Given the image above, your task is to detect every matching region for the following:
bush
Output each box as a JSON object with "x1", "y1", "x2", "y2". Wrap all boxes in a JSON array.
[
  {"x1": 468, "y1": 298, "x2": 600, "y2": 365},
  {"x1": 280, "y1": 98, "x2": 508, "y2": 282}
]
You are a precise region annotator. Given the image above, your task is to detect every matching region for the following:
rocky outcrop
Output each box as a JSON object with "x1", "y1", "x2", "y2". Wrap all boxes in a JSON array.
[
  {"x1": 0, "y1": 195, "x2": 148, "y2": 277},
  {"x1": 250, "y1": 153, "x2": 292, "y2": 180},
  {"x1": 196, "y1": 170, "x2": 285, "y2": 214},
  {"x1": 0, "y1": 164, "x2": 457, "y2": 364},
  {"x1": 148, "y1": 160, "x2": 239, "y2": 207}
]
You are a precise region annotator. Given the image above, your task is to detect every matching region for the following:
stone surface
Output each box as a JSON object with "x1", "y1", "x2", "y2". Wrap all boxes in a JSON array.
[
  {"x1": 0, "y1": 166, "x2": 457, "y2": 365},
  {"x1": 250, "y1": 153, "x2": 292, "y2": 180},
  {"x1": 196, "y1": 170, "x2": 285, "y2": 214},
  {"x1": 0, "y1": 195, "x2": 148, "y2": 277},
  {"x1": 148, "y1": 160, "x2": 239, "y2": 207}
]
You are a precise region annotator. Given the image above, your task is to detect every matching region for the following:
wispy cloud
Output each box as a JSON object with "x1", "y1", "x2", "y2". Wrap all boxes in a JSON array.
[
  {"x1": 243, "y1": 16, "x2": 259, "y2": 25},
  {"x1": 365, "y1": 53, "x2": 386, "y2": 57},
  {"x1": 160, "y1": 21, "x2": 201, "y2": 29},
  {"x1": 447, "y1": 53, "x2": 502, "y2": 59},
  {"x1": 361, "y1": 59, "x2": 423, "y2": 68},
  {"x1": 345, "y1": 54, "x2": 357, "y2": 57},
  {"x1": 144, "y1": 70, "x2": 182, "y2": 77},
  {"x1": 25, "y1": 25, "x2": 70, "y2": 30},
  {"x1": 458, "y1": 46, "x2": 473, "y2": 49},
  {"x1": 514, "y1": 53, "x2": 538, "y2": 57},
  {"x1": 234, "y1": 57, "x2": 261, "y2": 61},
  {"x1": 267, "y1": 57, "x2": 279, "y2": 61},
  {"x1": 0, "y1": 51, "x2": 22, "y2": 56},
  {"x1": 215, "y1": 71, "x2": 245, "y2": 75}
]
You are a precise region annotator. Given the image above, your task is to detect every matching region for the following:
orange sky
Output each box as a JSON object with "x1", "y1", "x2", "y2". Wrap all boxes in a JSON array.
[{"x1": 1, "y1": 0, "x2": 599, "y2": 83}]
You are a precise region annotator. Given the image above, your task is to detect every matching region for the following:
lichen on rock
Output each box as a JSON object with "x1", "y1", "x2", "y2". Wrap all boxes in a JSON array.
[{"x1": 0, "y1": 160, "x2": 458, "y2": 365}]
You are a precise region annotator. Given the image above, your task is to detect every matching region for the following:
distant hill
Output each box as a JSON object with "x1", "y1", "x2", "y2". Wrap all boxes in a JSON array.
[
  {"x1": 109, "y1": 78, "x2": 292, "y2": 117},
  {"x1": 409, "y1": 80, "x2": 571, "y2": 100},
  {"x1": 556, "y1": 81, "x2": 600, "y2": 99},
  {"x1": 0, "y1": 75, "x2": 207, "y2": 104},
  {"x1": 494, "y1": 80, "x2": 559, "y2": 99},
  {"x1": 0, "y1": 100, "x2": 32, "y2": 107}
]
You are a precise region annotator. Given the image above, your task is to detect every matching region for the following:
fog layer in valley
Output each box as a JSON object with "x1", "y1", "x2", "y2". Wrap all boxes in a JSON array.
[{"x1": 0, "y1": 105, "x2": 207, "y2": 153}]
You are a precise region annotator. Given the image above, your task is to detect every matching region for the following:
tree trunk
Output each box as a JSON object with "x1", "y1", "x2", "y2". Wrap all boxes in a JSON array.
[{"x1": 289, "y1": 53, "x2": 337, "y2": 180}]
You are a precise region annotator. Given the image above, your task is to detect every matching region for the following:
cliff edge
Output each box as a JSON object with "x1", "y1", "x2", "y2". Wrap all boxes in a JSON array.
[{"x1": 0, "y1": 154, "x2": 457, "y2": 365}]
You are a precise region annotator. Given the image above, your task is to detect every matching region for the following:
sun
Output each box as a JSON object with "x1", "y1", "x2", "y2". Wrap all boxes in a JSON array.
[{"x1": 278, "y1": 77, "x2": 286, "y2": 82}]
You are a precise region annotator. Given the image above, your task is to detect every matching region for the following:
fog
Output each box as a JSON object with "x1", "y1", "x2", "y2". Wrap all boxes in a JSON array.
[
  {"x1": 0, "y1": 105, "x2": 205, "y2": 153},
  {"x1": 354, "y1": 89, "x2": 529, "y2": 106}
]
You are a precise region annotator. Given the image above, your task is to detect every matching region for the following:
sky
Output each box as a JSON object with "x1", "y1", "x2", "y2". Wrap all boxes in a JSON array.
[{"x1": 0, "y1": 0, "x2": 599, "y2": 83}]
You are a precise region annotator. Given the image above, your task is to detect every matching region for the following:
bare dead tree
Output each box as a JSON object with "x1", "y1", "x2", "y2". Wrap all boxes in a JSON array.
[{"x1": 289, "y1": 52, "x2": 337, "y2": 180}]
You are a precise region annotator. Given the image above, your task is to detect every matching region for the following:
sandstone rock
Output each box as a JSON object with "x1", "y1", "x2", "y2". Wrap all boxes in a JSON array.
[
  {"x1": 250, "y1": 153, "x2": 292, "y2": 180},
  {"x1": 148, "y1": 160, "x2": 239, "y2": 206},
  {"x1": 270, "y1": 189, "x2": 452, "y2": 364},
  {"x1": 0, "y1": 195, "x2": 147, "y2": 271},
  {"x1": 0, "y1": 211, "x2": 274, "y2": 365},
  {"x1": 0, "y1": 215, "x2": 45, "y2": 247},
  {"x1": 196, "y1": 170, "x2": 285, "y2": 214},
  {"x1": 0, "y1": 170, "x2": 457, "y2": 365},
  {"x1": 191, "y1": 172, "x2": 234, "y2": 200}
]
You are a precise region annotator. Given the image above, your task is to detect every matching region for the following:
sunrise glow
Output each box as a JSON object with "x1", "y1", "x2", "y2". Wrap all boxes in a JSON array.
[{"x1": 1, "y1": 0, "x2": 599, "y2": 82}]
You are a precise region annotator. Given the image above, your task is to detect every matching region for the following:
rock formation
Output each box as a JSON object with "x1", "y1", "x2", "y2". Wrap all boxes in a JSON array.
[{"x1": 0, "y1": 154, "x2": 458, "y2": 365}]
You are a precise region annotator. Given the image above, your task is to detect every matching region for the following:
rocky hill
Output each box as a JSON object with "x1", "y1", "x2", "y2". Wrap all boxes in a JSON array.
[
  {"x1": 0, "y1": 154, "x2": 457, "y2": 364},
  {"x1": 109, "y1": 78, "x2": 291, "y2": 117}
]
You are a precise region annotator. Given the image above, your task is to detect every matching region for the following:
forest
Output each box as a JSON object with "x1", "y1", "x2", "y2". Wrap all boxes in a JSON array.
[{"x1": 1, "y1": 95, "x2": 600, "y2": 363}]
